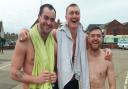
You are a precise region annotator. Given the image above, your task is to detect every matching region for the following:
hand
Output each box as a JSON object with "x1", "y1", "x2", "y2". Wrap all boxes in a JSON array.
[
  {"x1": 19, "y1": 28, "x2": 29, "y2": 42},
  {"x1": 50, "y1": 72, "x2": 57, "y2": 83},
  {"x1": 104, "y1": 48, "x2": 112, "y2": 60},
  {"x1": 35, "y1": 70, "x2": 51, "y2": 84}
]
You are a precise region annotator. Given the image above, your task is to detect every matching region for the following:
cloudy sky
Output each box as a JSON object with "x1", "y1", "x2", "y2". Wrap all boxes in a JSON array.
[{"x1": 0, "y1": 0, "x2": 128, "y2": 33}]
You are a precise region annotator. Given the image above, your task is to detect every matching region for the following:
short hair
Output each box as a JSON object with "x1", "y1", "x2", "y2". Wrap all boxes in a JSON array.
[
  {"x1": 38, "y1": 4, "x2": 56, "y2": 17},
  {"x1": 87, "y1": 25, "x2": 102, "y2": 34},
  {"x1": 66, "y1": 3, "x2": 80, "y2": 14}
]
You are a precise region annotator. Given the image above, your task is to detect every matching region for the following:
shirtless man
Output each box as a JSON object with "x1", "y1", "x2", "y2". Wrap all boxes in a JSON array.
[
  {"x1": 11, "y1": 4, "x2": 57, "y2": 89},
  {"x1": 87, "y1": 26, "x2": 116, "y2": 89}
]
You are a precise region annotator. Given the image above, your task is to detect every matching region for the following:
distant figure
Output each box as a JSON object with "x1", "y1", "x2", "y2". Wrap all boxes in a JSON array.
[
  {"x1": 87, "y1": 26, "x2": 116, "y2": 89},
  {"x1": 0, "y1": 38, "x2": 5, "y2": 53}
]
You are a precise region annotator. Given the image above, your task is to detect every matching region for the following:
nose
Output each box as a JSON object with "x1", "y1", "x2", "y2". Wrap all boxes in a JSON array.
[
  {"x1": 72, "y1": 13, "x2": 77, "y2": 17},
  {"x1": 94, "y1": 35, "x2": 98, "y2": 40},
  {"x1": 47, "y1": 19, "x2": 52, "y2": 25}
]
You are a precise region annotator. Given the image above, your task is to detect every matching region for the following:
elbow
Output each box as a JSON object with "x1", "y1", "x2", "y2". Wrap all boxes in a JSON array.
[
  {"x1": 10, "y1": 71, "x2": 16, "y2": 81},
  {"x1": 10, "y1": 69, "x2": 18, "y2": 81}
]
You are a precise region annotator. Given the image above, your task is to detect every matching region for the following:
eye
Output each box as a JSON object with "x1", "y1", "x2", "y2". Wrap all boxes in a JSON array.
[
  {"x1": 90, "y1": 34, "x2": 95, "y2": 38},
  {"x1": 43, "y1": 15, "x2": 49, "y2": 20},
  {"x1": 97, "y1": 34, "x2": 102, "y2": 38},
  {"x1": 69, "y1": 11, "x2": 74, "y2": 15},
  {"x1": 75, "y1": 11, "x2": 80, "y2": 15},
  {"x1": 50, "y1": 18, "x2": 55, "y2": 22}
]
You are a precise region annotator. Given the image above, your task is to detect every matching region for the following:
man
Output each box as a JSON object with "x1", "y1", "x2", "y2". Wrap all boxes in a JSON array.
[
  {"x1": 87, "y1": 26, "x2": 116, "y2": 89},
  {"x1": 18, "y1": 3, "x2": 111, "y2": 89},
  {"x1": 11, "y1": 4, "x2": 57, "y2": 89},
  {"x1": 55, "y1": 4, "x2": 90, "y2": 89}
]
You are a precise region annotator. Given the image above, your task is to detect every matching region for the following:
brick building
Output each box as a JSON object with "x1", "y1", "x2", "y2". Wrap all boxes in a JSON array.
[{"x1": 105, "y1": 19, "x2": 128, "y2": 35}]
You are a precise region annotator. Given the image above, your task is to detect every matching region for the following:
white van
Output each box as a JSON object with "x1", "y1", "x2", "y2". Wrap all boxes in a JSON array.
[{"x1": 117, "y1": 41, "x2": 128, "y2": 49}]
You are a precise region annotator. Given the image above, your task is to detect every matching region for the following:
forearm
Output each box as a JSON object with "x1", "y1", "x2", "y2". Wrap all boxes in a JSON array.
[
  {"x1": 11, "y1": 70, "x2": 37, "y2": 84},
  {"x1": 109, "y1": 80, "x2": 116, "y2": 89},
  {"x1": 109, "y1": 85, "x2": 116, "y2": 89}
]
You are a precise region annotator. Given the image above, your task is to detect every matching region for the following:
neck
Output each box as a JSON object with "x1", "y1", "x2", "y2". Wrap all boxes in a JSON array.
[
  {"x1": 37, "y1": 24, "x2": 48, "y2": 43},
  {"x1": 68, "y1": 26, "x2": 77, "y2": 39}
]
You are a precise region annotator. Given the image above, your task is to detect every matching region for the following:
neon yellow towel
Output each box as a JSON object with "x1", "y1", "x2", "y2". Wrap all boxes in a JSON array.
[{"x1": 29, "y1": 24, "x2": 54, "y2": 89}]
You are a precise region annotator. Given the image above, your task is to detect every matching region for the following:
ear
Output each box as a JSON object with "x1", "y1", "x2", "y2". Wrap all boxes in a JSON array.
[
  {"x1": 38, "y1": 15, "x2": 40, "y2": 21},
  {"x1": 65, "y1": 15, "x2": 67, "y2": 21}
]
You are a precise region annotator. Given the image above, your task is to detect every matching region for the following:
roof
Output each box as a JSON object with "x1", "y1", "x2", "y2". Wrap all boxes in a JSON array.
[
  {"x1": 85, "y1": 19, "x2": 128, "y2": 32},
  {"x1": 105, "y1": 19, "x2": 123, "y2": 26},
  {"x1": 123, "y1": 22, "x2": 128, "y2": 27}
]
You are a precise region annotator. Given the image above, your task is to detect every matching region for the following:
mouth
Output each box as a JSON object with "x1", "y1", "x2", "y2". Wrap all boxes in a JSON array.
[
  {"x1": 71, "y1": 18, "x2": 78, "y2": 23},
  {"x1": 92, "y1": 41, "x2": 99, "y2": 44}
]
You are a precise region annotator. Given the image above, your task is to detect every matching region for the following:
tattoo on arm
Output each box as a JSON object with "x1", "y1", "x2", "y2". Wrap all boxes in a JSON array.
[{"x1": 16, "y1": 70, "x2": 24, "y2": 80}]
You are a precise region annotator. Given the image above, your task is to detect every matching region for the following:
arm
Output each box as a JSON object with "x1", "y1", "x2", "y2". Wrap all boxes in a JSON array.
[
  {"x1": 49, "y1": 29, "x2": 57, "y2": 83},
  {"x1": 11, "y1": 39, "x2": 51, "y2": 84},
  {"x1": 107, "y1": 61, "x2": 116, "y2": 89},
  {"x1": 85, "y1": 33, "x2": 89, "y2": 49},
  {"x1": 19, "y1": 28, "x2": 29, "y2": 41},
  {"x1": 52, "y1": 29, "x2": 57, "y2": 43},
  {"x1": 11, "y1": 39, "x2": 32, "y2": 83},
  {"x1": 54, "y1": 40, "x2": 57, "y2": 70},
  {"x1": 52, "y1": 29, "x2": 57, "y2": 72}
]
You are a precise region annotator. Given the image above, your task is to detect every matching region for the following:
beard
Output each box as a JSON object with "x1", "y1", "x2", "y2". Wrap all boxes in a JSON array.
[{"x1": 89, "y1": 43, "x2": 101, "y2": 51}]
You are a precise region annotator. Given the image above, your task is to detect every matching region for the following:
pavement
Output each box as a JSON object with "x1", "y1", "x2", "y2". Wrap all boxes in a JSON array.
[
  {"x1": 0, "y1": 49, "x2": 128, "y2": 89},
  {"x1": 11, "y1": 84, "x2": 21, "y2": 89},
  {"x1": 0, "y1": 50, "x2": 21, "y2": 89},
  {"x1": 0, "y1": 49, "x2": 13, "y2": 61}
]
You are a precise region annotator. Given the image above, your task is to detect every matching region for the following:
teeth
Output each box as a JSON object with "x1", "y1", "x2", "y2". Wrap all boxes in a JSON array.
[
  {"x1": 71, "y1": 19, "x2": 77, "y2": 23},
  {"x1": 71, "y1": 20, "x2": 77, "y2": 23},
  {"x1": 93, "y1": 42, "x2": 99, "y2": 44}
]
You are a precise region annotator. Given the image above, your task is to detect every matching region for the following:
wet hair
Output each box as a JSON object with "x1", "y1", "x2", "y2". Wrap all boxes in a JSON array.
[
  {"x1": 38, "y1": 4, "x2": 56, "y2": 17},
  {"x1": 66, "y1": 3, "x2": 80, "y2": 14}
]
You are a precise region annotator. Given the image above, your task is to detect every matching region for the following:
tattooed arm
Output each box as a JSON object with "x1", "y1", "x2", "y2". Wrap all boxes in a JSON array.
[
  {"x1": 11, "y1": 38, "x2": 51, "y2": 84},
  {"x1": 10, "y1": 38, "x2": 34, "y2": 83}
]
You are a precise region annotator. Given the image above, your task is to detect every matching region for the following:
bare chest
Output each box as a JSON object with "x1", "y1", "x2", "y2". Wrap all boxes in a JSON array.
[
  {"x1": 89, "y1": 57, "x2": 108, "y2": 80},
  {"x1": 89, "y1": 60, "x2": 107, "y2": 89},
  {"x1": 90, "y1": 62, "x2": 107, "y2": 76}
]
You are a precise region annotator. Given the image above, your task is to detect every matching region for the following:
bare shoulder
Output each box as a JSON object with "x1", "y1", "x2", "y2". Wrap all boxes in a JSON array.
[
  {"x1": 13, "y1": 36, "x2": 31, "y2": 57},
  {"x1": 15, "y1": 36, "x2": 30, "y2": 50}
]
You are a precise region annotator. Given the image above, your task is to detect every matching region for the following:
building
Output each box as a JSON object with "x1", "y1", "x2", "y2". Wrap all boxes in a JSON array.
[
  {"x1": 0, "y1": 21, "x2": 4, "y2": 38},
  {"x1": 104, "y1": 20, "x2": 128, "y2": 44}
]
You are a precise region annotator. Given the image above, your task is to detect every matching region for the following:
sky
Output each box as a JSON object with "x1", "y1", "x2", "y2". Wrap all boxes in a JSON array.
[{"x1": 0, "y1": 0, "x2": 128, "y2": 33}]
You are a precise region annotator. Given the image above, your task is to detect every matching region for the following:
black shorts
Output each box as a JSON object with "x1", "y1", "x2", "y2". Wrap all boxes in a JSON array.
[
  {"x1": 53, "y1": 78, "x2": 79, "y2": 89},
  {"x1": 64, "y1": 79, "x2": 79, "y2": 89}
]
